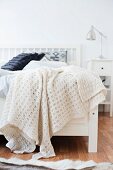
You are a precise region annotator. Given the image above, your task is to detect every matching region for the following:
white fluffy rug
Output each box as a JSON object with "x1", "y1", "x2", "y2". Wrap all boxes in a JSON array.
[{"x1": 0, "y1": 157, "x2": 113, "y2": 170}]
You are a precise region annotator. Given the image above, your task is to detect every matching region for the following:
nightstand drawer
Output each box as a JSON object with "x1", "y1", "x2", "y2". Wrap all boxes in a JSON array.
[{"x1": 91, "y1": 61, "x2": 112, "y2": 76}]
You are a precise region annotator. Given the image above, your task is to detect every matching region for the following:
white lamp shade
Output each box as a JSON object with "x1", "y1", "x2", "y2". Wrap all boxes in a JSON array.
[{"x1": 86, "y1": 26, "x2": 96, "y2": 40}]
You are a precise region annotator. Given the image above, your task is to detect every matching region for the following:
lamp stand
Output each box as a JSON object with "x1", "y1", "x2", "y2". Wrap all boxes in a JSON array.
[{"x1": 98, "y1": 34, "x2": 104, "y2": 59}]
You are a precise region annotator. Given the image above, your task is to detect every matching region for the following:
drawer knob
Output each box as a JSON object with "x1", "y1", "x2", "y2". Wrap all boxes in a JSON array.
[{"x1": 101, "y1": 67, "x2": 104, "y2": 69}]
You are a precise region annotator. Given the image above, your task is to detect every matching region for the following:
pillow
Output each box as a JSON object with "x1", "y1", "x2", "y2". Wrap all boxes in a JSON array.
[
  {"x1": 45, "y1": 51, "x2": 67, "y2": 62},
  {"x1": 0, "y1": 60, "x2": 8, "y2": 68},
  {"x1": 41, "y1": 56, "x2": 50, "y2": 62},
  {"x1": 23, "y1": 60, "x2": 67, "y2": 70},
  {"x1": 0, "y1": 69, "x2": 13, "y2": 77},
  {"x1": 1, "y1": 53, "x2": 45, "y2": 71}
]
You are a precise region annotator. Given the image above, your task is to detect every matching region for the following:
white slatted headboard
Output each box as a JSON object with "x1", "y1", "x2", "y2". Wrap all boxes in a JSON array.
[{"x1": 0, "y1": 45, "x2": 81, "y2": 66}]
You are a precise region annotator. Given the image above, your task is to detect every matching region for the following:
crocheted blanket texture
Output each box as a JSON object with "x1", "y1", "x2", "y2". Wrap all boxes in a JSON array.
[{"x1": 0, "y1": 66, "x2": 106, "y2": 159}]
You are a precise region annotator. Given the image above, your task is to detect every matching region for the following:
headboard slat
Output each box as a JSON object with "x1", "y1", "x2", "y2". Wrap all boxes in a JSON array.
[{"x1": 0, "y1": 46, "x2": 81, "y2": 66}]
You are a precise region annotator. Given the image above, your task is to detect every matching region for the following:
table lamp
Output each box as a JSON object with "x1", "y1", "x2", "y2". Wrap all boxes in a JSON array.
[{"x1": 86, "y1": 25, "x2": 107, "y2": 59}]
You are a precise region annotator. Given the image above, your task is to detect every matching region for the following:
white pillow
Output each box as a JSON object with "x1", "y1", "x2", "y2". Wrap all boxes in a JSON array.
[
  {"x1": 0, "y1": 60, "x2": 8, "y2": 68},
  {"x1": 0, "y1": 69, "x2": 13, "y2": 77},
  {"x1": 23, "y1": 60, "x2": 67, "y2": 70},
  {"x1": 0, "y1": 60, "x2": 13, "y2": 77},
  {"x1": 40, "y1": 56, "x2": 50, "y2": 62}
]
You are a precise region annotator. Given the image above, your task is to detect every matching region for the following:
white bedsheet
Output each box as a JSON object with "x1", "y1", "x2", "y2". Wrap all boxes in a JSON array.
[
  {"x1": 0, "y1": 68, "x2": 17, "y2": 98},
  {"x1": 0, "y1": 75, "x2": 14, "y2": 97}
]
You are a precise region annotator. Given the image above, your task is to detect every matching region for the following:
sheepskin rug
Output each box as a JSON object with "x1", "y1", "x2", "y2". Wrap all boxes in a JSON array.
[{"x1": 0, "y1": 157, "x2": 113, "y2": 170}]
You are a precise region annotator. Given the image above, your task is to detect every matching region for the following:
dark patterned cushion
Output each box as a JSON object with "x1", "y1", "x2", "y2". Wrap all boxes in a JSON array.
[
  {"x1": 45, "y1": 51, "x2": 67, "y2": 62},
  {"x1": 1, "y1": 53, "x2": 45, "y2": 71}
]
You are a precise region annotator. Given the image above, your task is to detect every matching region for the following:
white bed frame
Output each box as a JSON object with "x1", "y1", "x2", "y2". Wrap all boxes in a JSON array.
[{"x1": 0, "y1": 45, "x2": 98, "y2": 152}]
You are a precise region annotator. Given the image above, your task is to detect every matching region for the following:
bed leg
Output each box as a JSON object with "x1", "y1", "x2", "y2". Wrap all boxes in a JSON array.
[{"x1": 88, "y1": 106, "x2": 98, "y2": 152}]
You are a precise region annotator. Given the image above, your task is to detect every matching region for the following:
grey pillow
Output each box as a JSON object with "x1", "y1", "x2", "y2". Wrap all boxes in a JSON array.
[{"x1": 1, "y1": 53, "x2": 45, "y2": 71}]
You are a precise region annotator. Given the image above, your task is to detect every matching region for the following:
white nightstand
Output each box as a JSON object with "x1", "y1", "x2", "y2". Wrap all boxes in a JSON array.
[{"x1": 87, "y1": 59, "x2": 113, "y2": 117}]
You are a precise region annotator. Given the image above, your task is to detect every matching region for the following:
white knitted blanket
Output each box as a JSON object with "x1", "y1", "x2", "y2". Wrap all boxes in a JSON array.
[{"x1": 0, "y1": 66, "x2": 106, "y2": 159}]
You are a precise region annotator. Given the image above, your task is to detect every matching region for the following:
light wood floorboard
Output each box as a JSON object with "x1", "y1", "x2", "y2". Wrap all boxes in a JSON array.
[{"x1": 0, "y1": 112, "x2": 113, "y2": 162}]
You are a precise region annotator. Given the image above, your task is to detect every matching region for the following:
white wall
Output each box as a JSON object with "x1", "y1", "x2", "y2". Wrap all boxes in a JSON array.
[
  {"x1": 0, "y1": 0, "x2": 113, "y2": 66},
  {"x1": 0, "y1": 0, "x2": 112, "y2": 112}
]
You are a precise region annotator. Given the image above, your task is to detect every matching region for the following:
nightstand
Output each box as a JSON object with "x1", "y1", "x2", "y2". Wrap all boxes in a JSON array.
[{"x1": 87, "y1": 59, "x2": 113, "y2": 117}]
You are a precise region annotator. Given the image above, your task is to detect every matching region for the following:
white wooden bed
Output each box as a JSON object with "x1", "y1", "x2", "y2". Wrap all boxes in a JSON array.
[{"x1": 0, "y1": 45, "x2": 98, "y2": 153}]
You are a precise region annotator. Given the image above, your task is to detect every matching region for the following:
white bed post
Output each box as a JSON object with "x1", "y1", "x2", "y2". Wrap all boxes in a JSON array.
[{"x1": 88, "y1": 106, "x2": 98, "y2": 152}]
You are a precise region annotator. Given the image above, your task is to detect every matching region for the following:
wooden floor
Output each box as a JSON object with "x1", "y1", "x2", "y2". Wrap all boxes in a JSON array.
[{"x1": 0, "y1": 112, "x2": 113, "y2": 163}]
